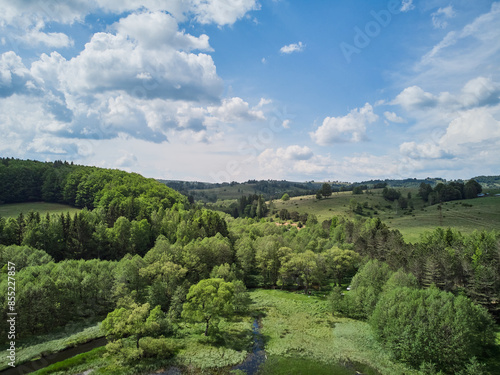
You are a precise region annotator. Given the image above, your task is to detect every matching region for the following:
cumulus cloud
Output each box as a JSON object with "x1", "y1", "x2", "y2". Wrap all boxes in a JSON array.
[
  {"x1": 257, "y1": 146, "x2": 403, "y2": 181},
  {"x1": 276, "y1": 145, "x2": 313, "y2": 160},
  {"x1": 60, "y1": 13, "x2": 222, "y2": 102},
  {"x1": 114, "y1": 12, "x2": 212, "y2": 52},
  {"x1": 15, "y1": 21, "x2": 73, "y2": 48},
  {"x1": 393, "y1": 77, "x2": 500, "y2": 113},
  {"x1": 0, "y1": 0, "x2": 259, "y2": 27},
  {"x1": 0, "y1": 6, "x2": 271, "y2": 163},
  {"x1": 398, "y1": 106, "x2": 500, "y2": 174},
  {"x1": 280, "y1": 41, "x2": 305, "y2": 54},
  {"x1": 310, "y1": 103, "x2": 378, "y2": 145},
  {"x1": 189, "y1": 0, "x2": 260, "y2": 26},
  {"x1": 116, "y1": 152, "x2": 138, "y2": 168},
  {"x1": 401, "y1": 0, "x2": 415, "y2": 12},
  {"x1": 460, "y1": 76, "x2": 500, "y2": 108},
  {"x1": 399, "y1": 141, "x2": 447, "y2": 159},
  {"x1": 207, "y1": 97, "x2": 265, "y2": 123},
  {"x1": 257, "y1": 146, "x2": 321, "y2": 177},
  {"x1": 0, "y1": 52, "x2": 41, "y2": 98},
  {"x1": 392, "y1": 86, "x2": 438, "y2": 110},
  {"x1": 431, "y1": 5, "x2": 455, "y2": 29},
  {"x1": 384, "y1": 111, "x2": 406, "y2": 123}
]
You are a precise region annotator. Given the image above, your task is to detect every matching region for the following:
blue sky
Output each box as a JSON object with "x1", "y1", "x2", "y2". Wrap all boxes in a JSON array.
[{"x1": 0, "y1": 0, "x2": 499, "y2": 182}]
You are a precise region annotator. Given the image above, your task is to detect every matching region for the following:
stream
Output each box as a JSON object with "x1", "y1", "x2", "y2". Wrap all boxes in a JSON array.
[
  {"x1": 231, "y1": 319, "x2": 266, "y2": 375},
  {"x1": 1, "y1": 320, "x2": 381, "y2": 375},
  {"x1": 0, "y1": 337, "x2": 107, "y2": 375}
]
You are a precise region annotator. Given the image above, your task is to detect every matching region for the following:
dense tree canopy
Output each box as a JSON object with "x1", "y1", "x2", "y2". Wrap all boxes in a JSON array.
[{"x1": 181, "y1": 278, "x2": 236, "y2": 336}]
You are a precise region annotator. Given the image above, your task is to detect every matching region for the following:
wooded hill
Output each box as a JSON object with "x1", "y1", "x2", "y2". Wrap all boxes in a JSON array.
[{"x1": 0, "y1": 158, "x2": 499, "y2": 374}]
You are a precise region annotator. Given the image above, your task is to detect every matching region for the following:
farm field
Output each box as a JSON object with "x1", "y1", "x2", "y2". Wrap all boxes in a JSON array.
[
  {"x1": 0, "y1": 202, "x2": 81, "y2": 218},
  {"x1": 271, "y1": 189, "x2": 500, "y2": 243}
]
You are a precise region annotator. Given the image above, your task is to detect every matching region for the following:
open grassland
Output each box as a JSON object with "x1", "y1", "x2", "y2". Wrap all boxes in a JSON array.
[
  {"x1": 251, "y1": 289, "x2": 417, "y2": 375},
  {"x1": 271, "y1": 189, "x2": 500, "y2": 243},
  {"x1": 0, "y1": 202, "x2": 80, "y2": 218}
]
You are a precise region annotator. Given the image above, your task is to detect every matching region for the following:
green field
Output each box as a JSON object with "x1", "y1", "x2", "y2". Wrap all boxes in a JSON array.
[
  {"x1": 271, "y1": 189, "x2": 500, "y2": 243},
  {"x1": 0, "y1": 202, "x2": 80, "y2": 218}
]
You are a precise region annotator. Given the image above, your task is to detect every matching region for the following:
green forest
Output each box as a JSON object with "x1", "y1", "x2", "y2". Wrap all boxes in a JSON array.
[{"x1": 0, "y1": 158, "x2": 499, "y2": 375}]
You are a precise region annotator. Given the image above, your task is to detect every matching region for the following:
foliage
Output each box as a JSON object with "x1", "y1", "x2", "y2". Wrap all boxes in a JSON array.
[
  {"x1": 320, "y1": 183, "x2": 332, "y2": 197},
  {"x1": 323, "y1": 247, "x2": 361, "y2": 286},
  {"x1": 182, "y1": 278, "x2": 236, "y2": 336},
  {"x1": 382, "y1": 187, "x2": 401, "y2": 202},
  {"x1": 370, "y1": 286, "x2": 495, "y2": 372},
  {"x1": 419, "y1": 179, "x2": 482, "y2": 204},
  {"x1": 0, "y1": 245, "x2": 53, "y2": 271}
]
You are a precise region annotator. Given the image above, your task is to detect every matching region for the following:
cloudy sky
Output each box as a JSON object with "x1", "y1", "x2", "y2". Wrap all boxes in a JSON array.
[{"x1": 1, "y1": 0, "x2": 499, "y2": 182}]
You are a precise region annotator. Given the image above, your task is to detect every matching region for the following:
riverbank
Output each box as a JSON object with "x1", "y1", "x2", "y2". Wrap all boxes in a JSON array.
[{"x1": 0, "y1": 321, "x2": 103, "y2": 373}]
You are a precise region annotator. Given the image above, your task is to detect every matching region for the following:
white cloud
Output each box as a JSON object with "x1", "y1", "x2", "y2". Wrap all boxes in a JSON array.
[
  {"x1": 393, "y1": 77, "x2": 500, "y2": 113},
  {"x1": 256, "y1": 146, "x2": 403, "y2": 181},
  {"x1": 189, "y1": 0, "x2": 260, "y2": 26},
  {"x1": 398, "y1": 106, "x2": 500, "y2": 175},
  {"x1": 384, "y1": 111, "x2": 406, "y2": 123},
  {"x1": 0, "y1": 0, "x2": 260, "y2": 27},
  {"x1": 280, "y1": 41, "x2": 305, "y2": 54},
  {"x1": 0, "y1": 7, "x2": 272, "y2": 162},
  {"x1": 460, "y1": 76, "x2": 500, "y2": 108},
  {"x1": 0, "y1": 52, "x2": 39, "y2": 97},
  {"x1": 59, "y1": 13, "x2": 222, "y2": 102},
  {"x1": 310, "y1": 103, "x2": 378, "y2": 145},
  {"x1": 392, "y1": 86, "x2": 438, "y2": 110},
  {"x1": 282, "y1": 119, "x2": 291, "y2": 129},
  {"x1": 114, "y1": 11, "x2": 212, "y2": 52},
  {"x1": 276, "y1": 145, "x2": 313, "y2": 160},
  {"x1": 431, "y1": 5, "x2": 455, "y2": 29},
  {"x1": 116, "y1": 152, "x2": 138, "y2": 168},
  {"x1": 418, "y1": 2, "x2": 500, "y2": 83},
  {"x1": 401, "y1": 0, "x2": 415, "y2": 12},
  {"x1": 256, "y1": 98, "x2": 272, "y2": 108},
  {"x1": 207, "y1": 97, "x2": 265, "y2": 123},
  {"x1": 399, "y1": 141, "x2": 446, "y2": 159},
  {"x1": 439, "y1": 107, "x2": 500, "y2": 154},
  {"x1": 16, "y1": 21, "x2": 73, "y2": 48}
]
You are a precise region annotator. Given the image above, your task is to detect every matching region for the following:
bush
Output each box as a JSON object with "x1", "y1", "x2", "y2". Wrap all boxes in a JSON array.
[
  {"x1": 370, "y1": 286, "x2": 494, "y2": 373},
  {"x1": 139, "y1": 337, "x2": 178, "y2": 358}
]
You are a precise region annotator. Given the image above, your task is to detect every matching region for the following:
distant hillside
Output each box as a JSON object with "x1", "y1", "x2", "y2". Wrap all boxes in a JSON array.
[
  {"x1": 158, "y1": 179, "x2": 327, "y2": 202},
  {"x1": 473, "y1": 175, "x2": 500, "y2": 189},
  {"x1": 159, "y1": 175, "x2": 498, "y2": 203}
]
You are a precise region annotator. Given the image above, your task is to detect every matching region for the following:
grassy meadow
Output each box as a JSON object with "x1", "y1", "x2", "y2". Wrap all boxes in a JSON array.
[
  {"x1": 251, "y1": 289, "x2": 418, "y2": 375},
  {"x1": 271, "y1": 188, "x2": 500, "y2": 243},
  {"x1": 0, "y1": 202, "x2": 80, "y2": 219}
]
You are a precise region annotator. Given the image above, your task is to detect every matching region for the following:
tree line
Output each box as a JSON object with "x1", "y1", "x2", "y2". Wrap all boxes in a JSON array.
[{"x1": 418, "y1": 179, "x2": 483, "y2": 205}]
